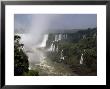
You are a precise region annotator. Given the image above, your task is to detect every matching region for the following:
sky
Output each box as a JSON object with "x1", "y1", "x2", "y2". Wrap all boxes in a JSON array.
[
  {"x1": 14, "y1": 14, "x2": 97, "y2": 47},
  {"x1": 14, "y1": 14, "x2": 97, "y2": 34}
]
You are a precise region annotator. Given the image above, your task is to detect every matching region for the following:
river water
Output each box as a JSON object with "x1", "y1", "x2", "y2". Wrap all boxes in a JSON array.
[
  {"x1": 28, "y1": 48, "x2": 77, "y2": 76},
  {"x1": 20, "y1": 34, "x2": 77, "y2": 76}
]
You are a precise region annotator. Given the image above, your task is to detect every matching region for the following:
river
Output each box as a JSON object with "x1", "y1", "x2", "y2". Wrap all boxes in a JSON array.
[
  {"x1": 20, "y1": 34, "x2": 77, "y2": 76},
  {"x1": 28, "y1": 48, "x2": 77, "y2": 76}
]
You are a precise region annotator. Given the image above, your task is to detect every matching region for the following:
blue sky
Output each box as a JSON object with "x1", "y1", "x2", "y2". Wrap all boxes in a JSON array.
[{"x1": 14, "y1": 14, "x2": 97, "y2": 33}]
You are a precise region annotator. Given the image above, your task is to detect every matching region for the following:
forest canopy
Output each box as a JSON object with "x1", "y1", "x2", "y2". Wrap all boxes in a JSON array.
[{"x1": 14, "y1": 35, "x2": 39, "y2": 76}]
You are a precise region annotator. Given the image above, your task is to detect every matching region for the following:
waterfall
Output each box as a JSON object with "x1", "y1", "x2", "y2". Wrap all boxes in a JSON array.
[
  {"x1": 58, "y1": 34, "x2": 62, "y2": 40},
  {"x1": 64, "y1": 34, "x2": 66, "y2": 39},
  {"x1": 29, "y1": 67, "x2": 31, "y2": 70},
  {"x1": 80, "y1": 53, "x2": 83, "y2": 64},
  {"x1": 38, "y1": 34, "x2": 48, "y2": 48},
  {"x1": 53, "y1": 44, "x2": 55, "y2": 52},
  {"x1": 60, "y1": 50, "x2": 64, "y2": 60},
  {"x1": 55, "y1": 35, "x2": 58, "y2": 42},
  {"x1": 63, "y1": 34, "x2": 65, "y2": 39},
  {"x1": 48, "y1": 43, "x2": 53, "y2": 51},
  {"x1": 56, "y1": 46, "x2": 58, "y2": 52},
  {"x1": 47, "y1": 43, "x2": 56, "y2": 52},
  {"x1": 16, "y1": 33, "x2": 50, "y2": 70}
]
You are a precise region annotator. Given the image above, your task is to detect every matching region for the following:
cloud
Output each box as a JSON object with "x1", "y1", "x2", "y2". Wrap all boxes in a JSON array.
[{"x1": 17, "y1": 14, "x2": 61, "y2": 48}]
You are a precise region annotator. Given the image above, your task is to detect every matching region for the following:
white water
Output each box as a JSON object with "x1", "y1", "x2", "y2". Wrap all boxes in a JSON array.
[
  {"x1": 48, "y1": 34, "x2": 63, "y2": 52},
  {"x1": 62, "y1": 34, "x2": 67, "y2": 39},
  {"x1": 48, "y1": 43, "x2": 54, "y2": 52},
  {"x1": 60, "y1": 50, "x2": 64, "y2": 60},
  {"x1": 38, "y1": 34, "x2": 48, "y2": 48},
  {"x1": 55, "y1": 35, "x2": 58, "y2": 41},
  {"x1": 80, "y1": 53, "x2": 83, "y2": 64},
  {"x1": 15, "y1": 33, "x2": 77, "y2": 75},
  {"x1": 29, "y1": 34, "x2": 48, "y2": 68},
  {"x1": 17, "y1": 34, "x2": 48, "y2": 69},
  {"x1": 54, "y1": 34, "x2": 63, "y2": 42},
  {"x1": 56, "y1": 46, "x2": 58, "y2": 52},
  {"x1": 58, "y1": 34, "x2": 62, "y2": 40}
]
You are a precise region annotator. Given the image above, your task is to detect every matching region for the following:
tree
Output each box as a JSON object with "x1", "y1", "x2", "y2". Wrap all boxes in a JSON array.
[{"x1": 14, "y1": 35, "x2": 29, "y2": 76}]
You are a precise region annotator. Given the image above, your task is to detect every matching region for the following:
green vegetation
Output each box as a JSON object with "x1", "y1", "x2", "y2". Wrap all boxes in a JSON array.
[
  {"x1": 14, "y1": 28, "x2": 97, "y2": 76},
  {"x1": 23, "y1": 70, "x2": 39, "y2": 76},
  {"x1": 14, "y1": 35, "x2": 39, "y2": 76},
  {"x1": 47, "y1": 28, "x2": 97, "y2": 75},
  {"x1": 14, "y1": 35, "x2": 29, "y2": 76}
]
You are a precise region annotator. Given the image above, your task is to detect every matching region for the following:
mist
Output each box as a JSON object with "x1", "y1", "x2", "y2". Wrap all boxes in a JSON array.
[
  {"x1": 15, "y1": 14, "x2": 63, "y2": 66},
  {"x1": 15, "y1": 14, "x2": 96, "y2": 47},
  {"x1": 14, "y1": 14, "x2": 97, "y2": 67},
  {"x1": 14, "y1": 14, "x2": 97, "y2": 76},
  {"x1": 15, "y1": 15, "x2": 61, "y2": 47}
]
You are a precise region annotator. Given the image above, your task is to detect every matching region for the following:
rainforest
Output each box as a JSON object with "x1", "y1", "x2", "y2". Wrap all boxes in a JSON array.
[{"x1": 14, "y1": 27, "x2": 97, "y2": 76}]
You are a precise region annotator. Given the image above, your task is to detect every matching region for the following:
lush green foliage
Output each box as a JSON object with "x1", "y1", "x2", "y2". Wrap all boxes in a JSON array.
[
  {"x1": 14, "y1": 35, "x2": 39, "y2": 76},
  {"x1": 23, "y1": 70, "x2": 39, "y2": 76},
  {"x1": 14, "y1": 28, "x2": 97, "y2": 76},
  {"x1": 47, "y1": 28, "x2": 97, "y2": 75},
  {"x1": 14, "y1": 35, "x2": 29, "y2": 76}
]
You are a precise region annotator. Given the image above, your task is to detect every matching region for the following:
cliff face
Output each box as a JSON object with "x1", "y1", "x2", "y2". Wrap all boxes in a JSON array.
[
  {"x1": 46, "y1": 28, "x2": 96, "y2": 53},
  {"x1": 45, "y1": 28, "x2": 97, "y2": 75}
]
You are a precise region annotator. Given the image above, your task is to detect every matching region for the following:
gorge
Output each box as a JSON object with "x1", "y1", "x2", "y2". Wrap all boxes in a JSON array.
[{"x1": 15, "y1": 28, "x2": 97, "y2": 76}]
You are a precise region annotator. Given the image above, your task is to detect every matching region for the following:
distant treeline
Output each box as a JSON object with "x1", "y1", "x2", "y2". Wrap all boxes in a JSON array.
[{"x1": 46, "y1": 28, "x2": 97, "y2": 75}]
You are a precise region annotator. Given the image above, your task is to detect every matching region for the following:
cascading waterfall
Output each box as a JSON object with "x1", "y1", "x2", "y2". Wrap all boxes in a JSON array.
[
  {"x1": 60, "y1": 50, "x2": 64, "y2": 60},
  {"x1": 47, "y1": 33, "x2": 68, "y2": 55},
  {"x1": 54, "y1": 34, "x2": 62, "y2": 42},
  {"x1": 48, "y1": 34, "x2": 60, "y2": 52},
  {"x1": 38, "y1": 34, "x2": 48, "y2": 48},
  {"x1": 47, "y1": 43, "x2": 55, "y2": 52},
  {"x1": 50, "y1": 43, "x2": 54, "y2": 51},
  {"x1": 80, "y1": 53, "x2": 83, "y2": 64},
  {"x1": 21, "y1": 34, "x2": 49, "y2": 70},
  {"x1": 56, "y1": 46, "x2": 58, "y2": 52},
  {"x1": 53, "y1": 44, "x2": 55, "y2": 52},
  {"x1": 55, "y1": 35, "x2": 58, "y2": 41},
  {"x1": 18, "y1": 33, "x2": 77, "y2": 76},
  {"x1": 62, "y1": 34, "x2": 64, "y2": 39},
  {"x1": 58, "y1": 34, "x2": 62, "y2": 40},
  {"x1": 48, "y1": 33, "x2": 68, "y2": 52}
]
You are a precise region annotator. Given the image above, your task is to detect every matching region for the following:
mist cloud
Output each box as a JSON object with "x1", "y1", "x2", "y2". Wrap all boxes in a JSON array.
[
  {"x1": 14, "y1": 14, "x2": 97, "y2": 48},
  {"x1": 15, "y1": 14, "x2": 62, "y2": 48}
]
